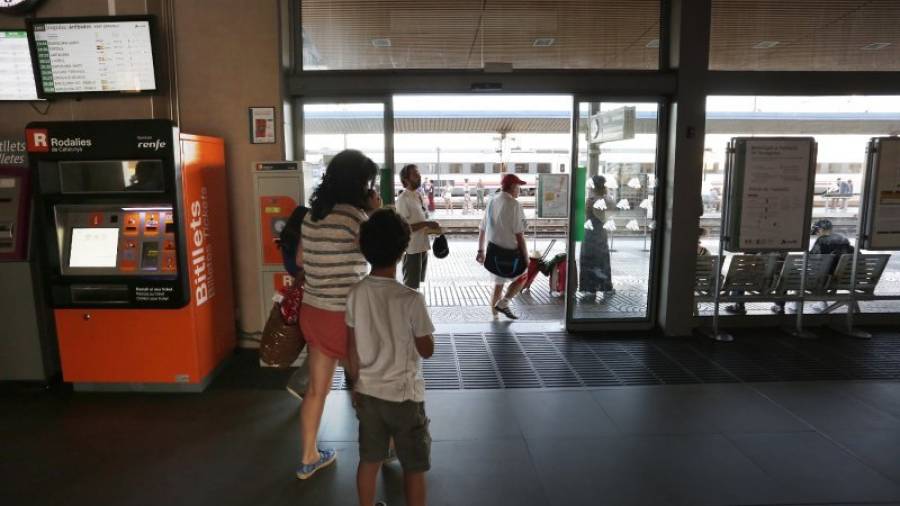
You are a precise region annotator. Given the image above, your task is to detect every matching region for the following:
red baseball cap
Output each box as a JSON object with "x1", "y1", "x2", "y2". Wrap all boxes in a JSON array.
[{"x1": 501, "y1": 173, "x2": 527, "y2": 190}]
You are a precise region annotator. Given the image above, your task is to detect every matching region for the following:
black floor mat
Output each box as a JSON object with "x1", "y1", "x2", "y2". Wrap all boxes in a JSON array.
[{"x1": 209, "y1": 328, "x2": 900, "y2": 390}]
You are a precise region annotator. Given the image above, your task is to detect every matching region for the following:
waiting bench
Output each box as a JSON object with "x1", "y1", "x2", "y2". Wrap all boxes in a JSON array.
[{"x1": 694, "y1": 253, "x2": 891, "y2": 311}]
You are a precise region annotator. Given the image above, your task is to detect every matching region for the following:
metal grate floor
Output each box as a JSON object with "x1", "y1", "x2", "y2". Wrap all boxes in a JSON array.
[{"x1": 327, "y1": 330, "x2": 900, "y2": 390}]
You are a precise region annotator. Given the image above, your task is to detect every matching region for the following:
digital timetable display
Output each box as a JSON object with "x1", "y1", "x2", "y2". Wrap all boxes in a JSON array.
[
  {"x1": 0, "y1": 30, "x2": 39, "y2": 101},
  {"x1": 27, "y1": 17, "x2": 157, "y2": 96}
]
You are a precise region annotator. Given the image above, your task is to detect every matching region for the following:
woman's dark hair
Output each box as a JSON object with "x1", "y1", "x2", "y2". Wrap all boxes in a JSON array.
[
  {"x1": 359, "y1": 209, "x2": 410, "y2": 268},
  {"x1": 399, "y1": 164, "x2": 418, "y2": 187},
  {"x1": 591, "y1": 175, "x2": 607, "y2": 192},
  {"x1": 309, "y1": 150, "x2": 377, "y2": 221}
]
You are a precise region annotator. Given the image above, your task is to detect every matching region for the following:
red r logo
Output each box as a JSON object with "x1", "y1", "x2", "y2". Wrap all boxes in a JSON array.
[{"x1": 26, "y1": 129, "x2": 49, "y2": 152}]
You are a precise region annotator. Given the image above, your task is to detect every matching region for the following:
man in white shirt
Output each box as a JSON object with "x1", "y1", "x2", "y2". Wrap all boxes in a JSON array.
[
  {"x1": 396, "y1": 164, "x2": 440, "y2": 289},
  {"x1": 463, "y1": 178, "x2": 472, "y2": 214},
  {"x1": 476, "y1": 174, "x2": 529, "y2": 319}
]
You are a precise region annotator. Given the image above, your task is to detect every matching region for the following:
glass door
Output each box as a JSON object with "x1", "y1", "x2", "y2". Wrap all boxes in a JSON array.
[
  {"x1": 301, "y1": 99, "x2": 391, "y2": 204},
  {"x1": 566, "y1": 100, "x2": 664, "y2": 330}
]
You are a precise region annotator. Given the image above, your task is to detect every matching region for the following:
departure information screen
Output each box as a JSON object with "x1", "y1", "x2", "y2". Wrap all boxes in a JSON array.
[
  {"x1": 0, "y1": 30, "x2": 39, "y2": 100},
  {"x1": 30, "y1": 19, "x2": 156, "y2": 94},
  {"x1": 69, "y1": 228, "x2": 120, "y2": 268}
]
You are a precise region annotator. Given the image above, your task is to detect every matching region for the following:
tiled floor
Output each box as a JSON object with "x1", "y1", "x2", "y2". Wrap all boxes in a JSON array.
[
  {"x1": 5, "y1": 332, "x2": 900, "y2": 506},
  {"x1": 5, "y1": 381, "x2": 900, "y2": 505}
]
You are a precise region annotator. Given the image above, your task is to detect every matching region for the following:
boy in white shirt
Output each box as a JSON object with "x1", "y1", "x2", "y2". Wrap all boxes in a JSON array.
[{"x1": 346, "y1": 209, "x2": 435, "y2": 506}]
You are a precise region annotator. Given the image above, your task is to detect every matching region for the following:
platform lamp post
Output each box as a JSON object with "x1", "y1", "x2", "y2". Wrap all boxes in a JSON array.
[{"x1": 435, "y1": 146, "x2": 441, "y2": 190}]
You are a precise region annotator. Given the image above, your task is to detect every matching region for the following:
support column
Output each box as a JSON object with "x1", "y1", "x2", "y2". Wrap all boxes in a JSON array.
[{"x1": 658, "y1": 0, "x2": 711, "y2": 336}]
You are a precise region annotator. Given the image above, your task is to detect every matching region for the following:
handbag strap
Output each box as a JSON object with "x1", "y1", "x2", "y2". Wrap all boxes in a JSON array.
[{"x1": 486, "y1": 193, "x2": 496, "y2": 238}]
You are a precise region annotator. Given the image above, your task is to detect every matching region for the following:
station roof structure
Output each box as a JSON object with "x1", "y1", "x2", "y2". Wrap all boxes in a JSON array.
[{"x1": 304, "y1": 110, "x2": 900, "y2": 135}]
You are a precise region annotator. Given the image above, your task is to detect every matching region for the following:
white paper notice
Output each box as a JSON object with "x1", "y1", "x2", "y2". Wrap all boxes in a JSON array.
[
  {"x1": 739, "y1": 139, "x2": 812, "y2": 250},
  {"x1": 32, "y1": 21, "x2": 156, "y2": 93},
  {"x1": 69, "y1": 228, "x2": 120, "y2": 268},
  {"x1": 869, "y1": 139, "x2": 900, "y2": 249},
  {"x1": 538, "y1": 173, "x2": 569, "y2": 218}
]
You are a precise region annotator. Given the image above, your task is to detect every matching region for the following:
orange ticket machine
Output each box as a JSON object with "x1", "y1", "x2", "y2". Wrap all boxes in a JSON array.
[{"x1": 28, "y1": 120, "x2": 235, "y2": 391}]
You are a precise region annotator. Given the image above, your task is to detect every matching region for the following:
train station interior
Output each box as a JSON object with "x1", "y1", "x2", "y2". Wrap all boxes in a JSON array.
[{"x1": 2, "y1": 1, "x2": 900, "y2": 505}]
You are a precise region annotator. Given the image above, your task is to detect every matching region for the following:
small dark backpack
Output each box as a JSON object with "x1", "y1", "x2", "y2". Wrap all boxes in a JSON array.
[{"x1": 279, "y1": 206, "x2": 309, "y2": 277}]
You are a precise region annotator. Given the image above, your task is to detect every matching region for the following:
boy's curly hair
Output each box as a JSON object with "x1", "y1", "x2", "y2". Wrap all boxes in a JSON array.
[{"x1": 359, "y1": 209, "x2": 411, "y2": 268}]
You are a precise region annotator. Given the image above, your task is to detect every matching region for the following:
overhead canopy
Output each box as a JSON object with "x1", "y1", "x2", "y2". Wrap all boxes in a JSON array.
[{"x1": 304, "y1": 110, "x2": 900, "y2": 135}]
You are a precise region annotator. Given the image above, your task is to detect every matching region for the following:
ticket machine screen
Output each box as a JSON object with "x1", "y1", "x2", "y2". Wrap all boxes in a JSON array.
[{"x1": 69, "y1": 228, "x2": 119, "y2": 267}]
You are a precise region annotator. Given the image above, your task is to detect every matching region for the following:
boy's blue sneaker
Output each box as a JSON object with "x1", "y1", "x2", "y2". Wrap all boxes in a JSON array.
[{"x1": 296, "y1": 448, "x2": 337, "y2": 480}]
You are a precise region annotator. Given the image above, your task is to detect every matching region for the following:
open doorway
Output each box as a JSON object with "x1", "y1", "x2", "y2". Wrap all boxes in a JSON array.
[
  {"x1": 300, "y1": 95, "x2": 664, "y2": 329},
  {"x1": 392, "y1": 95, "x2": 572, "y2": 324}
]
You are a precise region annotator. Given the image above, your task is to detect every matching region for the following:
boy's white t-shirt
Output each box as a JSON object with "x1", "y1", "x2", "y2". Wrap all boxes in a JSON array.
[{"x1": 346, "y1": 275, "x2": 435, "y2": 403}]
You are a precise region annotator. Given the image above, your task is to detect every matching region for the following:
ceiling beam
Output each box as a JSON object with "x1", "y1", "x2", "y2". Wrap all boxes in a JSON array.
[
  {"x1": 289, "y1": 70, "x2": 677, "y2": 97},
  {"x1": 707, "y1": 71, "x2": 900, "y2": 95}
]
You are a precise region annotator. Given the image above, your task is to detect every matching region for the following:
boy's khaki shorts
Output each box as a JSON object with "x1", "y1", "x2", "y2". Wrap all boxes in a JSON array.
[{"x1": 355, "y1": 393, "x2": 431, "y2": 473}]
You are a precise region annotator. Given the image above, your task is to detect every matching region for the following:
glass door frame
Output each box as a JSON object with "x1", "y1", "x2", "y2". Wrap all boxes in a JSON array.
[
  {"x1": 297, "y1": 95, "x2": 394, "y2": 177},
  {"x1": 565, "y1": 95, "x2": 670, "y2": 332}
]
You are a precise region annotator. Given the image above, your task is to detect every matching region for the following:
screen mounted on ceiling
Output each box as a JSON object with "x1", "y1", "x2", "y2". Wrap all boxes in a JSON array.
[
  {"x1": 0, "y1": 30, "x2": 40, "y2": 101},
  {"x1": 26, "y1": 16, "x2": 158, "y2": 97}
]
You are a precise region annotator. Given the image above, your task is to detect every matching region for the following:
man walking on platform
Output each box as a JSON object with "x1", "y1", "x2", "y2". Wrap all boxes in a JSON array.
[{"x1": 477, "y1": 174, "x2": 529, "y2": 319}]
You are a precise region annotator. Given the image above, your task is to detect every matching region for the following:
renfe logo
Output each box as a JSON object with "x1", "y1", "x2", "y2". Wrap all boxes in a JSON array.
[
  {"x1": 26, "y1": 129, "x2": 49, "y2": 152},
  {"x1": 191, "y1": 199, "x2": 209, "y2": 306},
  {"x1": 137, "y1": 139, "x2": 167, "y2": 150}
]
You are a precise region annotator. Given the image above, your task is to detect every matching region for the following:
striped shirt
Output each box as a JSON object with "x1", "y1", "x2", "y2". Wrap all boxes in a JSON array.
[{"x1": 301, "y1": 204, "x2": 369, "y2": 311}]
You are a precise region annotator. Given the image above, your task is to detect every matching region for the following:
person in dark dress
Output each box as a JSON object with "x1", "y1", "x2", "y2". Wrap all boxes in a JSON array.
[{"x1": 579, "y1": 175, "x2": 616, "y2": 302}]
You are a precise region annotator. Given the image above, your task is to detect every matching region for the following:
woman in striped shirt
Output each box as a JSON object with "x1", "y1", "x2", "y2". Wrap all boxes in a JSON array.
[{"x1": 297, "y1": 149, "x2": 378, "y2": 480}]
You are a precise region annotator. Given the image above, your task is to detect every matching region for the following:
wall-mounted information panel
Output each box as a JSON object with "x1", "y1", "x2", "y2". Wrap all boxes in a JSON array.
[
  {"x1": 537, "y1": 173, "x2": 569, "y2": 218},
  {"x1": 723, "y1": 137, "x2": 817, "y2": 253},
  {"x1": 0, "y1": 30, "x2": 40, "y2": 101},
  {"x1": 26, "y1": 16, "x2": 157, "y2": 97},
  {"x1": 862, "y1": 137, "x2": 900, "y2": 250}
]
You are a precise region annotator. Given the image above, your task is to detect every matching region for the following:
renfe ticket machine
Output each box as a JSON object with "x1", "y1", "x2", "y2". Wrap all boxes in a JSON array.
[{"x1": 28, "y1": 120, "x2": 235, "y2": 391}]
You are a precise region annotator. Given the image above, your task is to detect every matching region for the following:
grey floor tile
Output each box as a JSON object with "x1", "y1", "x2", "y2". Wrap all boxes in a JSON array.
[
  {"x1": 752, "y1": 382, "x2": 900, "y2": 434},
  {"x1": 728, "y1": 432, "x2": 900, "y2": 504},
  {"x1": 829, "y1": 429, "x2": 900, "y2": 484},
  {"x1": 836, "y1": 381, "x2": 900, "y2": 420},
  {"x1": 592, "y1": 384, "x2": 810, "y2": 435},
  {"x1": 527, "y1": 437, "x2": 674, "y2": 506},
  {"x1": 428, "y1": 440, "x2": 550, "y2": 506},
  {"x1": 425, "y1": 390, "x2": 523, "y2": 441},
  {"x1": 529, "y1": 433, "x2": 786, "y2": 506},
  {"x1": 507, "y1": 389, "x2": 619, "y2": 438}
]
